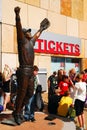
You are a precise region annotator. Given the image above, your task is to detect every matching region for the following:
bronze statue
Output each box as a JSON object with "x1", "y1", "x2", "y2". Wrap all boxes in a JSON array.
[{"x1": 13, "y1": 6, "x2": 50, "y2": 125}]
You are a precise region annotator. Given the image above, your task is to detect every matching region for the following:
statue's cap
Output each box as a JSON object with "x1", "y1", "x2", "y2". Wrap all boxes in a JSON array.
[{"x1": 22, "y1": 28, "x2": 31, "y2": 34}]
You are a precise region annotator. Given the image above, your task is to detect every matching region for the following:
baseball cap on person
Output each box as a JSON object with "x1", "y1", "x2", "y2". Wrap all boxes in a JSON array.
[{"x1": 22, "y1": 28, "x2": 31, "y2": 34}]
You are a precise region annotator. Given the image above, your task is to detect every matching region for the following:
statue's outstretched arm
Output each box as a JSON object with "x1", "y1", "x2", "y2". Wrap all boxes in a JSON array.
[
  {"x1": 32, "y1": 18, "x2": 50, "y2": 42},
  {"x1": 14, "y1": 7, "x2": 24, "y2": 41}
]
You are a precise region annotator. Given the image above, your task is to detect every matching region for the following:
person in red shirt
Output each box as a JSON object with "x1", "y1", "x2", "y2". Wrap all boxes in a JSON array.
[
  {"x1": 58, "y1": 75, "x2": 74, "y2": 96},
  {"x1": 48, "y1": 75, "x2": 74, "y2": 115}
]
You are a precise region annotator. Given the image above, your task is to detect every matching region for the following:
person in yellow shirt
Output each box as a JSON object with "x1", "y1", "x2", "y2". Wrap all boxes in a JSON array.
[{"x1": 57, "y1": 90, "x2": 73, "y2": 117}]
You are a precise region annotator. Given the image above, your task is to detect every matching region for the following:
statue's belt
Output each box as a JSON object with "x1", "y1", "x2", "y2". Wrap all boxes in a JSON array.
[
  {"x1": 19, "y1": 65, "x2": 33, "y2": 69},
  {"x1": 18, "y1": 65, "x2": 33, "y2": 76}
]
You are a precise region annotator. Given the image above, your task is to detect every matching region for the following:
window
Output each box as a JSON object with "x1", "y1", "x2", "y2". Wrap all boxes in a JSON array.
[{"x1": 51, "y1": 57, "x2": 80, "y2": 74}]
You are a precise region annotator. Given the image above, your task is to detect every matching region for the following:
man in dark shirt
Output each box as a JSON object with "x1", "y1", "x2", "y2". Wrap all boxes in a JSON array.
[
  {"x1": 13, "y1": 6, "x2": 50, "y2": 125},
  {"x1": 48, "y1": 71, "x2": 57, "y2": 100}
]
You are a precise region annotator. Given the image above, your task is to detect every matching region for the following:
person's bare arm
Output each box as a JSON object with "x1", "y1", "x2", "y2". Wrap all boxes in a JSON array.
[
  {"x1": 14, "y1": 7, "x2": 24, "y2": 41},
  {"x1": 3, "y1": 64, "x2": 13, "y2": 81},
  {"x1": 48, "y1": 80, "x2": 50, "y2": 89},
  {"x1": 69, "y1": 77, "x2": 75, "y2": 88}
]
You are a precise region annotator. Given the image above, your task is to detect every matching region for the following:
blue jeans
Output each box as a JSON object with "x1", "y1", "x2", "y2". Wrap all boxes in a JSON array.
[
  {"x1": 0, "y1": 95, "x2": 4, "y2": 105},
  {"x1": 24, "y1": 94, "x2": 35, "y2": 120}
]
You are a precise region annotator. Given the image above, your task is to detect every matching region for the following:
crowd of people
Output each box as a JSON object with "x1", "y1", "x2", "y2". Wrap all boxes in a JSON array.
[
  {"x1": 0, "y1": 64, "x2": 17, "y2": 111},
  {"x1": 0, "y1": 64, "x2": 44, "y2": 122},
  {"x1": 47, "y1": 68, "x2": 87, "y2": 130},
  {"x1": 0, "y1": 65, "x2": 87, "y2": 130}
]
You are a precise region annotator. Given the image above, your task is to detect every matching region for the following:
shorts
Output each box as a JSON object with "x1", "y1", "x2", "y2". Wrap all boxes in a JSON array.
[
  {"x1": 2, "y1": 80, "x2": 10, "y2": 93},
  {"x1": 74, "y1": 99, "x2": 85, "y2": 116}
]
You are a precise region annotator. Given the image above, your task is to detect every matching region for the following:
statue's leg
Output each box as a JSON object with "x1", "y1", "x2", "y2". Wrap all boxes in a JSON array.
[
  {"x1": 13, "y1": 70, "x2": 29, "y2": 125},
  {"x1": 22, "y1": 76, "x2": 34, "y2": 106}
]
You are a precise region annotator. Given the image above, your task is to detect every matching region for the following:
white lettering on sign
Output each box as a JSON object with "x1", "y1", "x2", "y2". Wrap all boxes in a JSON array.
[
  {"x1": 34, "y1": 39, "x2": 80, "y2": 56},
  {"x1": 32, "y1": 29, "x2": 81, "y2": 56}
]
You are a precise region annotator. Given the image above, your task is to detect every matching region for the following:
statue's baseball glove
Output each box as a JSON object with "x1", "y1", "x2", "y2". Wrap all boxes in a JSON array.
[{"x1": 40, "y1": 18, "x2": 50, "y2": 31}]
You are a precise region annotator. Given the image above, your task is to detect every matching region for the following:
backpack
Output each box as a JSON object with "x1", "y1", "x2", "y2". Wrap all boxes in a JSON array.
[
  {"x1": 68, "y1": 106, "x2": 76, "y2": 120},
  {"x1": 10, "y1": 74, "x2": 18, "y2": 94},
  {"x1": 36, "y1": 84, "x2": 42, "y2": 93},
  {"x1": 35, "y1": 84, "x2": 44, "y2": 111}
]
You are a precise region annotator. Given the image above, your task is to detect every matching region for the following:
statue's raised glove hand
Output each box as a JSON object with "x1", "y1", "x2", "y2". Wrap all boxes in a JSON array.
[
  {"x1": 40, "y1": 18, "x2": 50, "y2": 32},
  {"x1": 14, "y1": 6, "x2": 20, "y2": 14}
]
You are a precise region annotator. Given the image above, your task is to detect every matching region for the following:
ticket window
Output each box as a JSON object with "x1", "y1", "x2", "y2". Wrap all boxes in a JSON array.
[
  {"x1": 51, "y1": 57, "x2": 65, "y2": 73},
  {"x1": 65, "y1": 58, "x2": 80, "y2": 75},
  {"x1": 51, "y1": 57, "x2": 80, "y2": 75}
]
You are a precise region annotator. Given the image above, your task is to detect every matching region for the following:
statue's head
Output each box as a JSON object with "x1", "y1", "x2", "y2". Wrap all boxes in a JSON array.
[{"x1": 22, "y1": 28, "x2": 32, "y2": 39}]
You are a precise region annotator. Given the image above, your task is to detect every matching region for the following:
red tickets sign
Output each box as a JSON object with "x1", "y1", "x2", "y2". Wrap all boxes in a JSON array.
[{"x1": 34, "y1": 39, "x2": 80, "y2": 56}]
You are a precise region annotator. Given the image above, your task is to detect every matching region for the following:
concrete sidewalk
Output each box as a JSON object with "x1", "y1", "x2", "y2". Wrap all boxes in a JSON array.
[
  {"x1": 0, "y1": 111, "x2": 76, "y2": 130},
  {"x1": 36, "y1": 112, "x2": 76, "y2": 130},
  {"x1": 62, "y1": 121, "x2": 76, "y2": 130},
  {"x1": 45, "y1": 113, "x2": 76, "y2": 130}
]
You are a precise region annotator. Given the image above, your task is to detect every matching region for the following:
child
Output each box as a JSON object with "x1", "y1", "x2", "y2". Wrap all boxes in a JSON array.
[
  {"x1": 57, "y1": 90, "x2": 73, "y2": 117},
  {"x1": 73, "y1": 74, "x2": 86, "y2": 130},
  {"x1": 24, "y1": 65, "x2": 40, "y2": 122}
]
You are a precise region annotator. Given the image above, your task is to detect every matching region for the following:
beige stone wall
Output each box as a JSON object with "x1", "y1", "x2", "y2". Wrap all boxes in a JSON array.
[
  {"x1": 61, "y1": 0, "x2": 71, "y2": 17},
  {"x1": 84, "y1": 40, "x2": 87, "y2": 58},
  {"x1": 2, "y1": 24, "x2": 15, "y2": 53},
  {"x1": 1, "y1": 0, "x2": 87, "y2": 74},
  {"x1": 81, "y1": 58, "x2": 87, "y2": 71},
  {"x1": 48, "y1": 12, "x2": 67, "y2": 35},
  {"x1": 66, "y1": 17, "x2": 78, "y2": 37},
  {"x1": 15, "y1": 0, "x2": 87, "y2": 22},
  {"x1": 71, "y1": 0, "x2": 83, "y2": 21},
  {"x1": 34, "y1": 54, "x2": 51, "y2": 88},
  {"x1": 2, "y1": 53, "x2": 19, "y2": 72},
  {"x1": 84, "y1": 0, "x2": 87, "y2": 21},
  {"x1": 34, "y1": 54, "x2": 51, "y2": 77},
  {"x1": 27, "y1": 6, "x2": 47, "y2": 29},
  {"x1": 79, "y1": 21, "x2": 87, "y2": 39}
]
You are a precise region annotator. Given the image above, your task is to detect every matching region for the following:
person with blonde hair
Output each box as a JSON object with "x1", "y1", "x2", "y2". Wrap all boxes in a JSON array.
[
  {"x1": 56, "y1": 69, "x2": 64, "y2": 86},
  {"x1": 73, "y1": 73, "x2": 86, "y2": 130},
  {"x1": 69, "y1": 68, "x2": 76, "y2": 99},
  {"x1": 2, "y1": 64, "x2": 13, "y2": 111},
  {"x1": 69, "y1": 68, "x2": 76, "y2": 84}
]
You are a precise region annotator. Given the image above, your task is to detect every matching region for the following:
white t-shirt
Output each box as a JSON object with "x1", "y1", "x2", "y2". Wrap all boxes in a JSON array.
[{"x1": 73, "y1": 81, "x2": 86, "y2": 103}]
